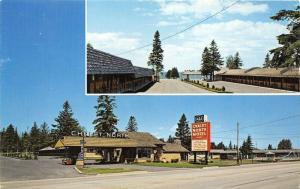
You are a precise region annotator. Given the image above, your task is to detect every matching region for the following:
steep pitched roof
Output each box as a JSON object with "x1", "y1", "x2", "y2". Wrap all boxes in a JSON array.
[
  {"x1": 54, "y1": 132, "x2": 164, "y2": 148},
  {"x1": 134, "y1": 66, "x2": 154, "y2": 78},
  {"x1": 87, "y1": 46, "x2": 135, "y2": 75},
  {"x1": 162, "y1": 143, "x2": 189, "y2": 153}
]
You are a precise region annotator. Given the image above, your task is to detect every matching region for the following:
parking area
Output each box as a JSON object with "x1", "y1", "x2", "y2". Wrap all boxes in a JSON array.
[{"x1": 0, "y1": 156, "x2": 81, "y2": 182}]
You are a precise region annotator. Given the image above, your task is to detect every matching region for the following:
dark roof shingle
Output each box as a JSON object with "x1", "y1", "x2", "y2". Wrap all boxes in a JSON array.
[
  {"x1": 134, "y1": 66, "x2": 154, "y2": 78},
  {"x1": 87, "y1": 46, "x2": 135, "y2": 75}
]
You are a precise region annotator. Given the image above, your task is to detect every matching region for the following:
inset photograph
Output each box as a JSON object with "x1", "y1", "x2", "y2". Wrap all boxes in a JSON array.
[{"x1": 86, "y1": 0, "x2": 300, "y2": 94}]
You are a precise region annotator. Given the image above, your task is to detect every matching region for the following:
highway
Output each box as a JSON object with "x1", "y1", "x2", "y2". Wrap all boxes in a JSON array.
[{"x1": 2, "y1": 161, "x2": 299, "y2": 189}]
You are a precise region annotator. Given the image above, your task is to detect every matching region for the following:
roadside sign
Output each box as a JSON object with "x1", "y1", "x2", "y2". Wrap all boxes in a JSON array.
[
  {"x1": 191, "y1": 122, "x2": 211, "y2": 151},
  {"x1": 194, "y1": 115, "x2": 208, "y2": 123}
]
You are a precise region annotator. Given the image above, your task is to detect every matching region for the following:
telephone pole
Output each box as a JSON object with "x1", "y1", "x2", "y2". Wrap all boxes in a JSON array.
[{"x1": 237, "y1": 122, "x2": 239, "y2": 165}]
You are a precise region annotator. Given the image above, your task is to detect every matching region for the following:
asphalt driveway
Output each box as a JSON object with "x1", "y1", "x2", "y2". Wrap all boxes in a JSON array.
[{"x1": 0, "y1": 156, "x2": 81, "y2": 182}]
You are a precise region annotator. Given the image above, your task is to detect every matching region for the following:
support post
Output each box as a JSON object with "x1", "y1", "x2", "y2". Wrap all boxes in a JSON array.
[
  {"x1": 194, "y1": 152, "x2": 196, "y2": 163},
  {"x1": 237, "y1": 122, "x2": 239, "y2": 165}
]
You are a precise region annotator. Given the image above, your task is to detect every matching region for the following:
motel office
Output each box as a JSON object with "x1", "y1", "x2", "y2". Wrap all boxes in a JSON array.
[{"x1": 55, "y1": 132, "x2": 189, "y2": 163}]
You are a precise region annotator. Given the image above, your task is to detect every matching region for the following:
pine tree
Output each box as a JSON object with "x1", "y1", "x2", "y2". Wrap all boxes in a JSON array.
[
  {"x1": 226, "y1": 55, "x2": 235, "y2": 69},
  {"x1": 245, "y1": 135, "x2": 254, "y2": 158},
  {"x1": 165, "y1": 70, "x2": 171, "y2": 79},
  {"x1": 229, "y1": 141, "x2": 233, "y2": 150},
  {"x1": 269, "y1": 6, "x2": 300, "y2": 67},
  {"x1": 148, "y1": 30, "x2": 164, "y2": 81},
  {"x1": 171, "y1": 67, "x2": 179, "y2": 79},
  {"x1": 14, "y1": 128, "x2": 20, "y2": 152},
  {"x1": 5, "y1": 124, "x2": 16, "y2": 152},
  {"x1": 216, "y1": 142, "x2": 226, "y2": 150},
  {"x1": 93, "y1": 96, "x2": 118, "y2": 133},
  {"x1": 201, "y1": 47, "x2": 212, "y2": 80},
  {"x1": 263, "y1": 53, "x2": 271, "y2": 68},
  {"x1": 0, "y1": 128, "x2": 5, "y2": 152},
  {"x1": 40, "y1": 122, "x2": 51, "y2": 148},
  {"x1": 29, "y1": 122, "x2": 40, "y2": 152},
  {"x1": 233, "y1": 52, "x2": 243, "y2": 69},
  {"x1": 175, "y1": 114, "x2": 191, "y2": 150},
  {"x1": 52, "y1": 101, "x2": 81, "y2": 140},
  {"x1": 278, "y1": 139, "x2": 292, "y2": 149},
  {"x1": 126, "y1": 116, "x2": 138, "y2": 132},
  {"x1": 267, "y1": 144, "x2": 273, "y2": 150},
  {"x1": 21, "y1": 132, "x2": 30, "y2": 153},
  {"x1": 209, "y1": 40, "x2": 223, "y2": 80},
  {"x1": 167, "y1": 135, "x2": 174, "y2": 143}
]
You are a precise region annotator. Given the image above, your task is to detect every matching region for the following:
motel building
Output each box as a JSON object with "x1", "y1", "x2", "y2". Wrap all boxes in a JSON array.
[{"x1": 54, "y1": 132, "x2": 189, "y2": 164}]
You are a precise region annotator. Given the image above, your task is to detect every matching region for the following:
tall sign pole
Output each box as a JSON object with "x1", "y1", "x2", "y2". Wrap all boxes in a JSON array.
[{"x1": 237, "y1": 122, "x2": 239, "y2": 165}]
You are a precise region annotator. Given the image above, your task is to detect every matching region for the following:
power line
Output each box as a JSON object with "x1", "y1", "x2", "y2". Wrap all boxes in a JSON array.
[
  {"x1": 117, "y1": 0, "x2": 241, "y2": 56},
  {"x1": 212, "y1": 114, "x2": 300, "y2": 134}
]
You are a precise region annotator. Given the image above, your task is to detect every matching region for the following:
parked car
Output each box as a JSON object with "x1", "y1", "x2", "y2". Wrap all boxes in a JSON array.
[{"x1": 62, "y1": 157, "x2": 76, "y2": 165}]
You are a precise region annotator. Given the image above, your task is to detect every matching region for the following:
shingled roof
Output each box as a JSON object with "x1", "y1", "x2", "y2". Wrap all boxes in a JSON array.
[
  {"x1": 134, "y1": 66, "x2": 154, "y2": 78},
  {"x1": 87, "y1": 46, "x2": 135, "y2": 75},
  {"x1": 162, "y1": 143, "x2": 189, "y2": 153},
  {"x1": 216, "y1": 67, "x2": 300, "y2": 78},
  {"x1": 54, "y1": 132, "x2": 164, "y2": 148}
]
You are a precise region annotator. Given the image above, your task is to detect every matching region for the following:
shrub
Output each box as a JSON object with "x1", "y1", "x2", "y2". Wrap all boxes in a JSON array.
[
  {"x1": 206, "y1": 83, "x2": 209, "y2": 88},
  {"x1": 212, "y1": 85, "x2": 215, "y2": 89},
  {"x1": 222, "y1": 86, "x2": 226, "y2": 91}
]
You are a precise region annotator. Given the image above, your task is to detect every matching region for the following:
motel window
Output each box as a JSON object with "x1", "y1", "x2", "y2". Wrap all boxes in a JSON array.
[{"x1": 138, "y1": 148, "x2": 151, "y2": 158}]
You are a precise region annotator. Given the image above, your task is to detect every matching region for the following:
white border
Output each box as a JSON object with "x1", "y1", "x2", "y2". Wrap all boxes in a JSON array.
[{"x1": 84, "y1": 0, "x2": 300, "y2": 96}]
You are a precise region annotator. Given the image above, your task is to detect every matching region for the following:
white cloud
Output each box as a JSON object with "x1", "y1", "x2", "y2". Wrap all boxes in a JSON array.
[
  {"x1": 228, "y1": 2, "x2": 269, "y2": 15},
  {"x1": 154, "y1": 0, "x2": 269, "y2": 18},
  {"x1": 86, "y1": 20, "x2": 288, "y2": 71},
  {"x1": 86, "y1": 32, "x2": 140, "y2": 52}
]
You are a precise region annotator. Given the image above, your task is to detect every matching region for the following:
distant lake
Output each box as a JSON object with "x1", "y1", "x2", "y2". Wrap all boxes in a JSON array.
[{"x1": 160, "y1": 72, "x2": 204, "y2": 80}]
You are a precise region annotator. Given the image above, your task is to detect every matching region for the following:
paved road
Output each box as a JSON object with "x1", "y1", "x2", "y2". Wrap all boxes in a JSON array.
[
  {"x1": 145, "y1": 79, "x2": 213, "y2": 93},
  {"x1": 200, "y1": 81, "x2": 295, "y2": 93},
  {"x1": 0, "y1": 156, "x2": 81, "y2": 182},
  {"x1": 144, "y1": 79, "x2": 296, "y2": 93},
  {"x1": 2, "y1": 162, "x2": 299, "y2": 189}
]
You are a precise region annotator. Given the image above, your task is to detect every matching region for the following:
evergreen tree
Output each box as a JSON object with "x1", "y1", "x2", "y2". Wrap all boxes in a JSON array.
[
  {"x1": 167, "y1": 135, "x2": 174, "y2": 143},
  {"x1": 165, "y1": 70, "x2": 171, "y2": 79},
  {"x1": 226, "y1": 55, "x2": 235, "y2": 69},
  {"x1": 14, "y1": 128, "x2": 20, "y2": 152},
  {"x1": 126, "y1": 116, "x2": 138, "y2": 132},
  {"x1": 148, "y1": 31, "x2": 164, "y2": 81},
  {"x1": 171, "y1": 67, "x2": 179, "y2": 79},
  {"x1": 0, "y1": 128, "x2": 5, "y2": 152},
  {"x1": 21, "y1": 132, "x2": 30, "y2": 153},
  {"x1": 263, "y1": 53, "x2": 271, "y2": 68},
  {"x1": 93, "y1": 96, "x2": 118, "y2": 133},
  {"x1": 5, "y1": 124, "x2": 16, "y2": 152},
  {"x1": 233, "y1": 52, "x2": 243, "y2": 69},
  {"x1": 267, "y1": 144, "x2": 273, "y2": 150},
  {"x1": 216, "y1": 142, "x2": 226, "y2": 150},
  {"x1": 229, "y1": 141, "x2": 233, "y2": 150},
  {"x1": 29, "y1": 122, "x2": 41, "y2": 152},
  {"x1": 269, "y1": 6, "x2": 300, "y2": 67},
  {"x1": 245, "y1": 135, "x2": 254, "y2": 158},
  {"x1": 200, "y1": 47, "x2": 212, "y2": 79},
  {"x1": 175, "y1": 114, "x2": 191, "y2": 150},
  {"x1": 209, "y1": 40, "x2": 224, "y2": 80},
  {"x1": 52, "y1": 101, "x2": 81, "y2": 140},
  {"x1": 278, "y1": 139, "x2": 292, "y2": 149},
  {"x1": 211, "y1": 142, "x2": 217, "y2": 149},
  {"x1": 40, "y1": 122, "x2": 51, "y2": 148}
]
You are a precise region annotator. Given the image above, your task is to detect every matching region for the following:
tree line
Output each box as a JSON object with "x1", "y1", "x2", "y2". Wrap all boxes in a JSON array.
[
  {"x1": 165, "y1": 67, "x2": 179, "y2": 79},
  {"x1": 1, "y1": 96, "x2": 138, "y2": 153}
]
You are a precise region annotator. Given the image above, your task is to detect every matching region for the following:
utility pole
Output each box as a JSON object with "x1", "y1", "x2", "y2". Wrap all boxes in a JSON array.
[{"x1": 237, "y1": 122, "x2": 239, "y2": 165}]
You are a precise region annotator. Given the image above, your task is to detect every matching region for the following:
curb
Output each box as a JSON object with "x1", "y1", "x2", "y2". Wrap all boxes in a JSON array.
[{"x1": 74, "y1": 166, "x2": 83, "y2": 174}]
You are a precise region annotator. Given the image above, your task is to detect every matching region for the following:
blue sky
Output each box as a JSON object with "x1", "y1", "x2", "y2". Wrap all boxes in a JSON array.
[
  {"x1": 87, "y1": 0, "x2": 299, "y2": 71},
  {"x1": 0, "y1": 0, "x2": 300, "y2": 149}
]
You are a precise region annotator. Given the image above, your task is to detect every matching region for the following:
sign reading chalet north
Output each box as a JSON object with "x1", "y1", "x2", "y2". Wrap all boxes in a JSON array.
[
  {"x1": 191, "y1": 122, "x2": 211, "y2": 152},
  {"x1": 71, "y1": 131, "x2": 129, "y2": 138}
]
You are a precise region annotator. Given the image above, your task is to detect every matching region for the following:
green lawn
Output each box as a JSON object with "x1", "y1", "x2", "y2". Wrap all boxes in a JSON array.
[
  {"x1": 137, "y1": 159, "x2": 262, "y2": 168},
  {"x1": 78, "y1": 167, "x2": 140, "y2": 175}
]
